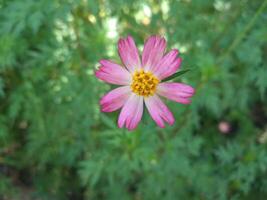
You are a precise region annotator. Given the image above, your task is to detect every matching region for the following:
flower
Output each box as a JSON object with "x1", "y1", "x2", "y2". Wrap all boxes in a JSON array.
[
  {"x1": 95, "y1": 35, "x2": 195, "y2": 130},
  {"x1": 218, "y1": 121, "x2": 231, "y2": 134}
]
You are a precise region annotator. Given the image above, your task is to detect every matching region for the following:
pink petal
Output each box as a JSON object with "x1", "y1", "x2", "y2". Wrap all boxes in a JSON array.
[
  {"x1": 95, "y1": 59, "x2": 131, "y2": 85},
  {"x1": 142, "y1": 36, "x2": 166, "y2": 72},
  {"x1": 144, "y1": 95, "x2": 174, "y2": 128},
  {"x1": 153, "y1": 49, "x2": 182, "y2": 80},
  {"x1": 157, "y1": 82, "x2": 195, "y2": 104},
  {"x1": 118, "y1": 36, "x2": 141, "y2": 73},
  {"x1": 100, "y1": 86, "x2": 131, "y2": 112},
  {"x1": 118, "y1": 94, "x2": 143, "y2": 130}
]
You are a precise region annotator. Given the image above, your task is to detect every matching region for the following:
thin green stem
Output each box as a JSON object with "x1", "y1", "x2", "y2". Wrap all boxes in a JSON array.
[
  {"x1": 218, "y1": 0, "x2": 267, "y2": 64},
  {"x1": 173, "y1": 1, "x2": 267, "y2": 136}
]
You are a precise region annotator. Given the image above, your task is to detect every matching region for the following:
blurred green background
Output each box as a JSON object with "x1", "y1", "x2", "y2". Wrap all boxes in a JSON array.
[{"x1": 0, "y1": 0, "x2": 267, "y2": 199}]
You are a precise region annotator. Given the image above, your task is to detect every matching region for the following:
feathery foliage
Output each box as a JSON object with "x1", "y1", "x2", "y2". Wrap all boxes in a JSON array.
[{"x1": 0, "y1": 0, "x2": 267, "y2": 199}]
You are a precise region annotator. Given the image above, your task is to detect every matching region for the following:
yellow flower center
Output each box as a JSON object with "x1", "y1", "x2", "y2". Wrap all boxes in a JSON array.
[{"x1": 131, "y1": 70, "x2": 159, "y2": 97}]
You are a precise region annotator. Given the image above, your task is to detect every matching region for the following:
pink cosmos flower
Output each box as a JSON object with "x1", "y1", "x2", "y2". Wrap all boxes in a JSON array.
[{"x1": 95, "y1": 35, "x2": 195, "y2": 130}]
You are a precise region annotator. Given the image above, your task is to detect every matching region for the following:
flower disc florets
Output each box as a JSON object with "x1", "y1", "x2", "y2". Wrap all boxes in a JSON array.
[{"x1": 131, "y1": 69, "x2": 159, "y2": 97}]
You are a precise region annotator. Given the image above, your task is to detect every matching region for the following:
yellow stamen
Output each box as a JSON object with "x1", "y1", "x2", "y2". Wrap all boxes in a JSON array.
[{"x1": 131, "y1": 69, "x2": 159, "y2": 97}]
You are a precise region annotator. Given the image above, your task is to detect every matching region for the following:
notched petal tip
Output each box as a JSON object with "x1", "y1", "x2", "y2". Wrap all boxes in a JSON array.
[
  {"x1": 100, "y1": 86, "x2": 131, "y2": 113},
  {"x1": 144, "y1": 95, "x2": 175, "y2": 128},
  {"x1": 157, "y1": 123, "x2": 165, "y2": 128},
  {"x1": 168, "y1": 117, "x2": 175, "y2": 126},
  {"x1": 191, "y1": 87, "x2": 196, "y2": 95},
  {"x1": 100, "y1": 108, "x2": 109, "y2": 112},
  {"x1": 152, "y1": 48, "x2": 182, "y2": 80},
  {"x1": 117, "y1": 38, "x2": 124, "y2": 47},
  {"x1": 157, "y1": 82, "x2": 195, "y2": 105},
  {"x1": 172, "y1": 48, "x2": 179, "y2": 55},
  {"x1": 95, "y1": 70, "x2": 101, "y2": 78},
  {"x1": 147, "y1": 35, "x2": 166, "y2": 41},
  {"x1": 94, "y1": 60, "x2": 131, "y2": 85},
  {"x1": 174, "y1": 57, "x2": 182, "y2": 69},
  {"x1": 126, "y1": 35, "x2": 134, "y2": 41},
  {"x1": 99, "y1": 97, "x2": 105, "y2": 105},
  {"x1": 156, "y1": 117, "x2": 174, "y2": 128},
  {"x1": 180, "y1": 84, "x2": 195, "y2": 95},
  {"x1": 117, "y1": 94, "x2": 143, "y2": 131},
  {"x1": 99, "y1": 59, "x2": 109, "y2": 65},
  {"x1": 118, "y1": 121, "x2": 123, "y2": 129},
  {"x1": 127, "y1": 125, "x2": 137, "y2": 131},
  {"x1": 142, "y1": 35, "x2": 167, "y2": 72},
  {"x1": 180, "y1": 98, "x2": 192, "y2": 104},
  {"x1": 117, "y1": 35, "x2": 141, "y2": 72}
]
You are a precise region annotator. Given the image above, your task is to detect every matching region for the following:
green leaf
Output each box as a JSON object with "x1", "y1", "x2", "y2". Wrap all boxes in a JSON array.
[{"x1": 162, "y1": 69, "x2": 191, "y2": 82}]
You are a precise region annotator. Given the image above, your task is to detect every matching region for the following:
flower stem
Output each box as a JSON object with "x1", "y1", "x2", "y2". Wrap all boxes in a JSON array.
[
  {"x1": 173, "y1": 0, "x2": 267, "y2": 136},
  {"x1": 218, "y1": 0, "x2": 267, "y2": 64}
]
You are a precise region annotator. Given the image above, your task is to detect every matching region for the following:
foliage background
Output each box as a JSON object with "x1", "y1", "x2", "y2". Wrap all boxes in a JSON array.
[{"x1": 0, "y1": 0, "x2": 267, "y2": 199}]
